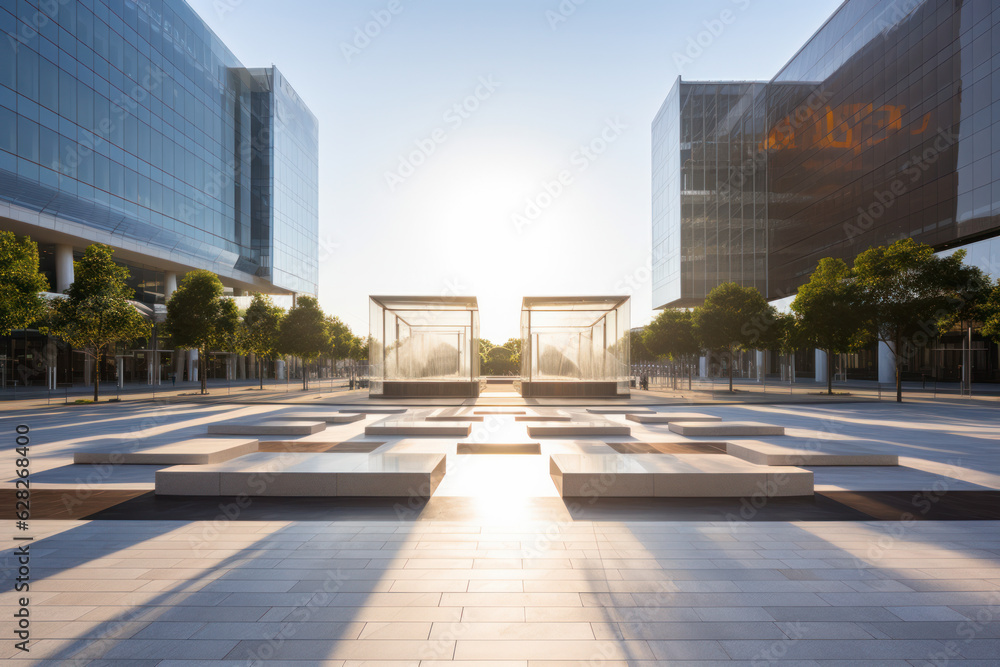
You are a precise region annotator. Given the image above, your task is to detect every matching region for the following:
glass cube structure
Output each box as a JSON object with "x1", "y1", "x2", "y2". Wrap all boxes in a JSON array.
[
  {"x1": 369, "y1": 296, "x2": 481, "y2": 398},
  {"x1": 519, "y1": 297, "x2": 630, "y2": 397}
]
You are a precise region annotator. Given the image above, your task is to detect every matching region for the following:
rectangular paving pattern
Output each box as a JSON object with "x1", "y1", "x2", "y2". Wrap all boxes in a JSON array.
[
  {"x1": 726, "y1": 439, "x2": 900, "y2": 466},
  {"x1": 206, "y1": 420, "x2": 327, "y2": 435},
  {"x1": 155, "y1": 452, "x2": 446, "y2": 497},
  {"x1": 73, "y1": 438, "x2": 258, "y2": 465},
  {"x1": 605, "y1": 441, "x2": 728, "y2": 455},
  {"x1": 549, "y1": 453, "x2": 813, "y2": 497},
  {"x1": 365, "y1": 420, "x2": 473, "y2": 436},
  {"x1": 527, "y1": 421, "x2": 631, "y2": 436},
  {"x1": 258, "y1": 441, "x2": 385, "y2": 453},
  {"x1": 669, "y1": 421, "x2": 785, "y2": 436}
]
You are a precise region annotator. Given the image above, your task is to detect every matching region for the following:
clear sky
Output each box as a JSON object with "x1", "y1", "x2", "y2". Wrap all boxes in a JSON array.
[{"x1": 187, "y1": 0, "x2": 843, "y2": 343}]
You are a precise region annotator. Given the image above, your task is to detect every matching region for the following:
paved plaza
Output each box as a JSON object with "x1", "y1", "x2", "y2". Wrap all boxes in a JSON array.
[{"x1": 3, "y1": 398, "x2": 1000, "y2": 664}]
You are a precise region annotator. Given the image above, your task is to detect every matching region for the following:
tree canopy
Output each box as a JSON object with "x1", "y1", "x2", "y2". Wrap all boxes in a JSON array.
[
  {"x1": 47, "y1": 244, "x2": 150, "y2": 401},
  {"x1": 0, "y1": 231, "x2": 49, "y2": 335},
  {"x1": 278, "y1": 295, "x2": 328, "y2": 390},
  {"x1": 693, "y1": 282, "x2": 772, "y2": 392},
  {"x1": 241, "y1": 293, "x2": 285, "y2": 389},
  {"x1": 791, "y1": 257, "x2": 869, "y2": 394},
  {"x1": 164, "y1": 270, "x2": 234, "y2": 395}
]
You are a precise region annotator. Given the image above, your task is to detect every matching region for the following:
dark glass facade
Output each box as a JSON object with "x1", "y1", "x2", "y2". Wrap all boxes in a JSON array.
[
  {"x1": 652, "y1": 80, "x2": 768, "y2": 307},
  {"x1": 653, "y1": 0, "x2": 1000, "y2": 308},
  {"x1": 0, "y1": 0, "x2": 318, "y2": 297}
]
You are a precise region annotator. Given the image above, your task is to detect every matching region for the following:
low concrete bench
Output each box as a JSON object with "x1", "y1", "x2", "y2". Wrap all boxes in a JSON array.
[
  {"x1": 726, "y1": 439, "x2": 899, "y2": 466},
  {"x1": 74, "y1": 438, "x2": 258, "y2": 465},
  {"x1": 549, "y1": 453, "x2": 812, "y2": 497},
  {"x1": 526, "y1": 421, "x2": 631, "y2": 437},
  {"x1": 207, "y1": 420, "x2": 327, "y2": 436},
  {"x1": 279, "y1": 412, "x2": 366, "y2": 424},
  {"x1": 457, "y1": 442, "x2": 542, "y2": 455},
  {"x1": 668, "y1": 421, "x2": 785, "y2": 436},
  {"x1": 155, "y1": 452, "x2": 446, "y2": 497},
  {"x1": 365, "y1": 420, "x2": 474, "y2": 436},
  {"x1": 625, "y1": 412, "x2": 721, "y2": 424}
]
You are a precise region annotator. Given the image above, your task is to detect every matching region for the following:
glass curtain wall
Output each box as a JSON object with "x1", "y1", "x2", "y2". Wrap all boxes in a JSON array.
[
  {"x1": 520, "y1": 297, "x2": 630, "y2": 397},
  {"x1": 369, "y1": 296, "x2": 480, "y2": 397}
]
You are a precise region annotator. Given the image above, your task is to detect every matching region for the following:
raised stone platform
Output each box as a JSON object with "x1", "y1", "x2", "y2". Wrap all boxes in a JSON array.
[
  {"x1": 279, "y1": 412, "x2": 366, "y2": 424},
  {"x1": 526, "y1": 421, "x2": 631, "y2": 437},
  {"x1": 549, "y1": 453, "x2": 812, "y2": 497},
  {"x1": 474, "y1": 409, "x2": 527, "y2": 415},
  {"x1": 207, "y1": 420, "x2": 327, "y2": 436},
  {"x1": 426, "y1": 408, "x2": 485, "y2": 422},
  {"x1": 626, "y1": 412, "x2": 722, "y2": 424},
  {"x1": 365, "y1": 420, "x2": 473, "y2": 437},
  {"x1": 155, "y1": 452, "x2": 446, "y2": 497},
  {"x1": 605, "y1": 441, "x2": 728, "y2": 455},
  {"x1": 457, "y1": 442, "x2": 542, "y2": 455},
  {"x1": 515, "y1": 412, "x2": 572, "y2": 422},
  {"x1": 74, "y1": 438, "x2": 258, "y2": 465},
  {"x1": 726, "y1": 439, "x2": 899, "y2": 466},
  {"x1": 259, "y1": 441, "x2": 385, "y2": 453},
  {"x1": 668, "y1": 421, "x2": 785, "y2": 436},
  {"x1": 587, "y1": 407, "x2": 654, "y2": 415},
  {"x1": 339, "y1": 408, "x2": 408, "y2": 414}
]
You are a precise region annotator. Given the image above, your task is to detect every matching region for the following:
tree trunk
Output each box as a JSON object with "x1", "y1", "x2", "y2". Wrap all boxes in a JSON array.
[
  {"x1": 93, "y1": 351, "x2": 100, "y2": 402},
  {"x1": 302, "y1": 358, "x2": 308, "y2": 391},
  {"x1": 728, "y1": 349, "x2": 734, "y2": 392},
  {"x1": 200, "y1": 347, "x2": 207, "y2": 395},
  {"x1": 258, "y1": 357, "x2": 263, "y2": 390},
  {"x1": 827, "y1": 350, "x2": 834, "y2": 395}
]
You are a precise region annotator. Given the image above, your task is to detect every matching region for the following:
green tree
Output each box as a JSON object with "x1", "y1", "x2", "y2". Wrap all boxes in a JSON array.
[
  {"x1": 693, "y1": 283, "x2": 771, "y2": 392},
  {"x1": 934, "y1": 263, "x2": 993, "y2": 393},
  {"x1": 241, "y1": 294, "x2": 285, "y2": 389},
  {"x1": 164, "y1": 270, "x2": 232, "y2": 395},
  {"x1": 47, "y1": 244, "x2": 150, "y2": 401},
  {"x1": 278, "y1": 296, "x2": 328, "y2": 390},
  {"x1": 0, "y1": 231, "x2": 48, "y2": 335},
  {"x1": 854, "y1": 238, "x2": 974, "y2": 402},
  {"x1": 326, "y1": 316, "x2": 355, "y2": 362},
  {"x1": 981, "y1": 279, "x2": 1000, "y2": 347},
  {"x1": 502, "y1": 337, "x2": 521, "y2": 368},
  {"x1": 791, "y1": 257, "x2": 870, "y2": 395},
  {"x1": 644, "y1": 309, "x2": 700, "y2": 389},
  {"x1": 631, "y1": 326, "x2": 652, "y2": 364}
]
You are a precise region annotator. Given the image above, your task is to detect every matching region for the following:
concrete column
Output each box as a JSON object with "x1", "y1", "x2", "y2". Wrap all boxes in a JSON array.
[
  {"x1": 174, "y1": 349, "x2": 185, "y2": 381},
  {"x1": 276, "y1": 359, "x2": 286, "y2": 380},
  {"x1": 164, "y1": 272, "x2": 178, "y2": 300},
  {"x1": 188, "y1": 348, "x2": 199, "y2": 383},
  {"x1": 699, "y1": 355, "x2": 707, "y2": 378},
  {"x1": 756, "y1": 350, "x2": 765, "y2": 382},
  {"x1": 84, "y1": 357, "x2": 93, "y2": 387},
  {"x1": 249, "y1": 353, "x2": 256, "y2": 380},
  {"x1": 116, "y1": 357, "x2": 124, "y2": 388},
  {"x1": 147, "y1": 357, "x2": 154, "y2": 385},
  {"x1": 55, "y1": 244, "x2": 74, "y2": 293},
  {"x1": 815, "y1": 349, "x2": 828, "y2": 384},
  {"x1": 878, "y1": 341, "x2": 896, "y2": 384},
  {"x1": 237, "y1": 355, "x2": 246, "y2": 380}
]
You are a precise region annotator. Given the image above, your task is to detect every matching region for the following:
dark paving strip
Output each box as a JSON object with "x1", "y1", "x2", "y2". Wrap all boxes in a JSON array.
[
  {"x1": 1, "y1": 489, "x2": 149, "y2": 520},
  {"x1": 605, "y1": 441, "x2": 728, "y2": 454},
  {"x1": 11, "y1": 489, "x2": 1000, "y2": 522}
]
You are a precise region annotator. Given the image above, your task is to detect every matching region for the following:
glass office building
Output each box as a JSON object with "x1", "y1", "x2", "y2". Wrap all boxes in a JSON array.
[
  {"x1": 369, "y1": 296, "x2": 481, "y2": 398},
  {"x1": 519, "y1": 296, "x2": 630, "y2": 398},
  {"x1": 652, "y1": 81, "x2": 768, "y2": 308},
  {"x1": 0, "y1": 0, "x2": 318, "y2": 388},
  {"x1": 0, "y1": 0, "x2": 318, "y2": 296},
  {"x1": 652, "y1": 0, "x2": 1000, "y2": 382}
]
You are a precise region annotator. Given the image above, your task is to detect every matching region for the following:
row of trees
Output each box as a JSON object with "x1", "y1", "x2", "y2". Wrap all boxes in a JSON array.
[
  {"x1": 642, "y1": 239, "x2": 1000, "y2": 402},
  {"x1": 0, "y1": 234, "x2": 367, "y2": 400},
  {"x1": 479, "y1": 338, "x2": 521, "y2": 376}
]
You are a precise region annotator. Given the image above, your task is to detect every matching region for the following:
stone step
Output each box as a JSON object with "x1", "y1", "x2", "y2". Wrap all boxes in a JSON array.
[
  {"x1": 725, "y1": 439, "x2": 899, "y2": 466},
  {"x1": 526, "y1": 421, "x2": 631, "y2": 437},
  {"x1": 549, "y1": 453, "x2": 812, "y2": 497},
  {"x1": 207, "y1": 420, "x2": 327, "y2": 436},
  {"x1": 155, "y1": 452, "x2": 446, "y2": 497},
  {"x1": 457, "y1": 442, "x2": 542, "y2": 455},
  {"x1": 279, "y1": 412, "x2": 366, "y2": 424},
  {"x1": 625, "y1": 412, "x2": 721, "y2": 424},
  {"x1": 668, "y1": 421, "x2": 785, "y2": 436},
  {"x1": 74, "y1": 438, "x2": 258, "y2": 465},
  {"x1": 365, "y1": 420, "x2": 473, "y2": 437},
  {"x1": 587, "y1": 407, "x2": 654, "y2": 414}
]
